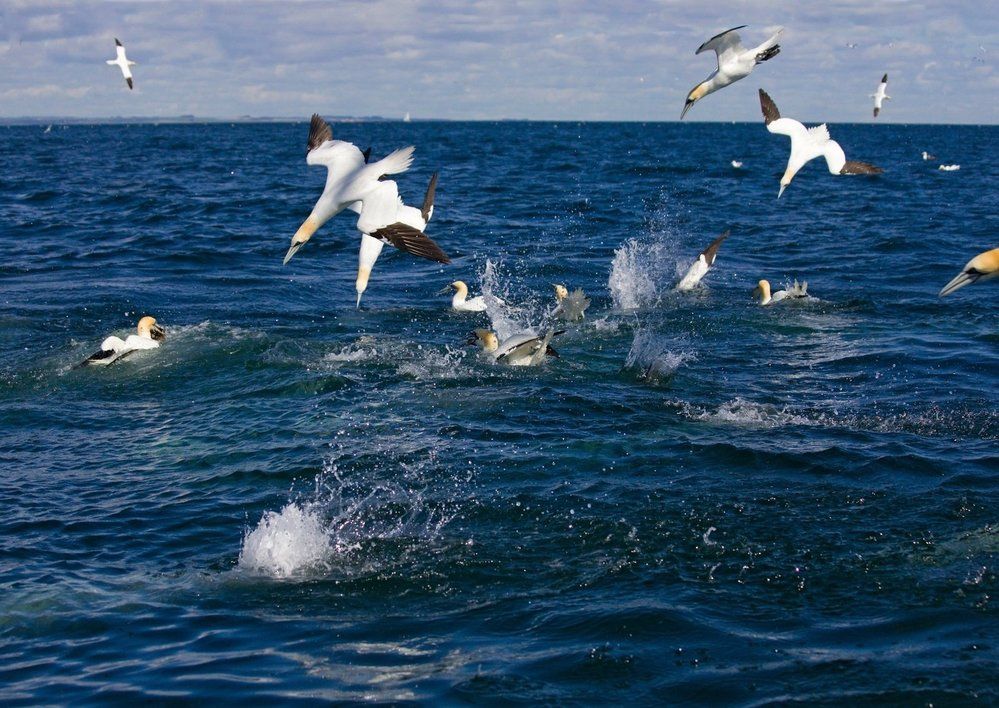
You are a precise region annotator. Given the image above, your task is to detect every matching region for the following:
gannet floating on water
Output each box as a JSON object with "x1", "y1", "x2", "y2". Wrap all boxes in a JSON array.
[
  {"x1": 753, "y1": 279, "x2": 809, "y2": 306},
  {"x1": 938, "y1": 164, "x2": 960, "y2": 171},
  {"x1": 939, "y1": 248, "x2": 999, "y2": 296},
  {"x1": 284, "y1": 114, "x2": 417, "y2": 265},
  {"x1": 681, "y1": 25, "x2": 783, "y2": 119},
  {"x1": 443, "y1": 280, "x2": 489, "y2": 312},
  {"x1": 922, "y1": 151, "x2": 936, "y2": 161},
  {"x1": 467, "y1": 329, "x2": 562, "y2": 366},
  {"x1": 871, "y1": 74, "x2": 890, "y2": 118},
  {"x1": 354, "y1": 170, "x2": 449, "y2": 307},
  {"x1": 77, "y1": 316, "x2": 165, "y2": 367},
  {"x1": 731, "y1": 160, "x2": 743, "y2": 168},
  {"x1": 759, "y1": 89, "x2": 884, "y2": 198},
  {"x1": 553, "y1": 284, "x2": 590, "y2": 321},
  {"x1": 106, "y1": 38, "x2": 136, "y2": 90},
  {"x1": 675, "y1": 230, "x2": 729, "y2": 291}
]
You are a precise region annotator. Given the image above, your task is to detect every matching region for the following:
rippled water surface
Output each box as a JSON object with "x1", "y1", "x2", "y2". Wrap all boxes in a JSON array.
[{"x1": 1, "y1": 121, "x2": 996, "y2": 703}]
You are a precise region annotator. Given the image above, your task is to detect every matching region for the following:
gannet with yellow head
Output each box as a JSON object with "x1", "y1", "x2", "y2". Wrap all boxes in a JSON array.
[
  {"x1": 77, "y1": 316, "x2": 165, "y2": 367},
  {"x1": 753, "y1": 279, "x2": 809, "y2": 306},
  {"x1": 871, "y1": 73, "x2": 890, "y2": 118},
  {"x1": 758, "y1": 89, "x2": 883, "y2": 198},
  {"x1": 681, "y1": 25, "x2": 783, "y2": 119},
  {"x1": 467, "y1": 328, "x2": 563, "y2": 366},
  {"x1": 939, "y1": 248, "x2": 999, "y2": 296},
  {"x1": 105, "y1": 38, "x2": 136, "y2": 90},
  {"x1": 284, "y1": 114, "x2": 417, "y2": 265},
  {"x1": 553, "y1": 284, "x2": 590, "y2": 321},
  {"x1": 441, "y1": 280, "x2": 489, "y2": 311}
]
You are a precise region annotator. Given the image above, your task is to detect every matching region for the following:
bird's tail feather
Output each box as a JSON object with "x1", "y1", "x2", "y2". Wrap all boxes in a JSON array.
[{"x1": 756, "y1": 44, "x2": 780, "y2": 63}]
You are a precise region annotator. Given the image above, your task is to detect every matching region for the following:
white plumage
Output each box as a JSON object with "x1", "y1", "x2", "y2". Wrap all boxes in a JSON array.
[
  {"x1": 105, "y1": 38, "x2": 136, "y2": 90},
  {"x1": 468, "y1": 329, "x2": 561, "y2": 366},
  {"x1": 77, "y1": 316, "x2": 165, "y2": 367},
  {"x1": 871, "y1": 73, "x2": 890, "y2": 118},
  {"x1": 675, "y1": 231, "x2": 729, "y2": 292},
  {"x1": 753, "y1": 279, "x2": 809, "y2": 306}
]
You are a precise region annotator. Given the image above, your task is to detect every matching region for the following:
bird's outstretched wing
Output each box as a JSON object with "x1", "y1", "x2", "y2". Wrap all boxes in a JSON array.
[
  {"x1": 372, "y1": 222, "x2": 450, "y2": 263},
  {"x1": 759, "y1": 88, "x2": 780, "y2": 124},
  {"x1": 840, "y1": 160, "x2": 883, "y2": 175},
  {"x1": 307, "y1": 113, "x2": 332, "y2": 153},
  {"x1": 421, "y1": 171, "x2": 438, "y2": 222},
  {"x1": 697, "y1": 26, "x2": 747, "y2": 67},
  {"x1": 701, "y1": 230, "x2": 730, "y2": 266}
]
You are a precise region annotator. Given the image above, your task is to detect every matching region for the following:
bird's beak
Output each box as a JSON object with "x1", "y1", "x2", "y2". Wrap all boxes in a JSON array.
[
  {"x1": 283, "y1": 242, "x2": 303, "y2": 265},
  {"x1": 356, "y1": 292, "x2": 363, "y2": 308},
  {"x1": 680, "y1": 100, "x2": 694, "y2": 120},
  {"x1": 150, "y1": 324, "x2": 166, "y2": 341},
  {"x1": 939, "y1": 271, "x2": 976, "y2": 297},
  {"x1": 777, "y1": 184, "x2": 786, "y2": 199},
  {"x1": 436, "y1": 285, "x2": 452, "y2": 295}
]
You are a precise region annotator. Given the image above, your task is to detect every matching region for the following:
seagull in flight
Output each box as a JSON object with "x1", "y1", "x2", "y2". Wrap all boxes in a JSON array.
[
  {"x1": 871, "y1": 74, "x2": 890, "y2": 118},
  {"x1": 758, "y1": 89, "x2": 884, "y2": 198},
  {"x1": 284, "y1": 114, "x2": 417, "y2": 264},
  {"x1": 681, "y1": 25, "x2": 784, "y2": 119},
  {"x1": 106, "y1": 38, "x2": 136, "y2": 90}
]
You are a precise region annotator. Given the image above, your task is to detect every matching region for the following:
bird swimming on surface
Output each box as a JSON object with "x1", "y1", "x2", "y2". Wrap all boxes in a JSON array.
[
  {"x1": 284, "y1": 114, "x2": 418, "y2": 265},
  {"x1": 871, "y1": 73, "x2": 890, "y2": 118},
  {"x1": 922, "y1": 151, "x2": 937, "y2": 160},
  {"x1": 938, "y1": 248, "x2": 998, "y2": 296},
  {"x1": 353, "y1": 169, "x2": 449, "y2": 307},
  {"x1": 76, "y1": 316, "x2": 165, "y2": 367},
  {"x1": 442, "y1": 280, "x2": 490, "y2": 312},
  {"x1": 938, "y1": 164, "x2": 960, "y2": 171},
  {"x1": 681, "y1": 25, "x2": 783, "y2": 119},
  {"x1": 758, "y1": 89, "x2": 884, "y2": 198},
  {"x1": 106, "y1": 38, "x2": 136, "y2": 90},
  {"x1": 467, "y1": 329, "x2": 562, "y2": 366},
  {"x1": 753, "y1": 279, "x2": 809, "y2": 306},
  {"x1": 553, "y1": 285, "x2": 590, "y2": 321},
  {"x1": 731, "y1": 160, "x2": 743, "y2": 168},
  {"x1": 675, "y1": 230, "x2": 730, "y2": 291}
]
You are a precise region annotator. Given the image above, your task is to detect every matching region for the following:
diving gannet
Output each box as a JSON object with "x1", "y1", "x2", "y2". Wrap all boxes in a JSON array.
[
  {"x1": 77, "y1": 316, "x2": 165, "y2": 367},
  {"x1": 443, "y1": 280, "x2": 489, "y2": 312},
  {"x1": 284, "y1": 114, "x2": 416, "y2": 264},
  {"x1": 354, "y1": 170, "x2": 449, "y2": 306},
  {"x1": 939, "y1": 248, "x2": 999, "y2": 297},
  {"x1": 753, "y1": 279, "x2": 809, "y2": 306},
  {"x1": 759, "y1": 89, "x2": 884, "y2": 198},
  {"x1": 681, "y1": 25, "x2": 783, "y2": 119},
  {"x1": 553, "y1": 284, "x2": 591, "y2": 321},
  {"x1": 467, "y1": 329, "x2": 562, "y2": 366},
  {"x1": 871, "y1": 74, "x2": 890, "y2": 118},
  {"x1": 106, "y1": 38, "x2": 136, "y2": 90},
  {"x1": 675, "y1": 230, "x2": 729, "y2": 292},
  {"x1": 922, "y1": 151, "x2": 936, "y2": 160}
]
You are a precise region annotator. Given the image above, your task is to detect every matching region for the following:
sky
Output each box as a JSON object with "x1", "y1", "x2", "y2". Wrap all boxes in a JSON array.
[{"x1": 1, "y1": 0, "x2": 995, "y2": 123}]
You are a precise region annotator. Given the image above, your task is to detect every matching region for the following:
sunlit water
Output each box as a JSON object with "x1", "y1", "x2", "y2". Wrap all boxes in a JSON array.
[{"x1": 1, "y1": 121, "x2": 996, "y2": 703}]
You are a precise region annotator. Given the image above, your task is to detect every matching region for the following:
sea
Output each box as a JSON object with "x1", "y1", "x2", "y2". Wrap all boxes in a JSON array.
[{"x1": 1, "y1": 120, "x2": 996, "y2": 703}]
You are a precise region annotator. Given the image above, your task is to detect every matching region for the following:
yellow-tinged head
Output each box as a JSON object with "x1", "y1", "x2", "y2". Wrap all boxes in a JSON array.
[
  {"x1": 553, "y1": 284, "x2": 569, "y2": 301},
  {"x1": 355, "y1": 265, "x2": 372, "y2": 307},
  {"x1": 452, "y1": 281, "x2": 469, "y2": 296},
  {"x1": 681, "y1": 82, "x2": 709, "y2": 119},
  {"x1": 470, "y1": 328, "x2": 498, "y2": 352},
  {"x1": 137, "y1": 316, "x2": 165, "y2": 340},
  {"x1": 753, "y1": 279, "x2": 772, "y2": 305},
  {"x1": 284, "y1": 217, "x2": 320, "y2": 265}
]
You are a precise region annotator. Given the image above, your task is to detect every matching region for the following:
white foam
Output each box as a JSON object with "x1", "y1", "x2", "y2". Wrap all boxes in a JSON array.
[
  {"x1": 624, "y1": 330, "x2": 694, "y2": 382},
  {"x1": 397, "y1": 346, "x2": 466, "y2": 380},
  {"x1": 696, "y1": 398, "x2": 813, "y2": 429},
  {"x1": 238, "y1": 502, "x2": 332, "y2": 578}
]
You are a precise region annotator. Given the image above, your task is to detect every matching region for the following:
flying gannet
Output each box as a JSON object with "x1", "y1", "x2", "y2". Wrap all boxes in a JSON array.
[
  {"x1": 675, "y1": 230, "x2": 730, "y2": 292},
  {"x1": 922, "y1": 151, "x2": 936, "y2": 160},
  {"x1": 106, "y1": 38, "x2": 136, "y2": 90},
  {"x1": 681, "y1": 25, "x2": 784, "y2": 119},
  {"x1": 753, "y1": 279, "x2": 809, "y2": 306},
  {"x1": 284, "y1": 114, "x2": 417, "y2": 265},
  {"x1": 354, "y1": 170, "x2": 449, "y2": 307},
  {"x1": 939, "y1": 248, "x2": 999, "y2": 296},
  {"x1": 467, "y1": 329, "x2": 563, "y2": 366},
  {"x1": 553, "y1": 284, "x2": 591, "y2": 321},
  {"x1": 77, "y1": 316, "x2": 165, "y2": 367},
  {"x1": 442, "y1": 280, "x2": 489, "y2": 312},
  {"x1": 871, "y1": 73, "x2": 890, "y2": 118},
  {"x1": 759, "y1": 89, "x2": 884, "y2": 198}
]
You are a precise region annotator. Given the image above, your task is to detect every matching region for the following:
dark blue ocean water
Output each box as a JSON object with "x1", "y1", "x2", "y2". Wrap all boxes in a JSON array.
[{"x1": 1, "y1": 120, "x2": 996, "y2": 704}]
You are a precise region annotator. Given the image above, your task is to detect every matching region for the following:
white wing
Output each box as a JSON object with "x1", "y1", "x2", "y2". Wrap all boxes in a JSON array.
[
  {"x1": 116, "y1": 45, "x2": 128, "y2": 62},
  {"x1": 355, "y1": 180, "x2": 402, "y2": 235},
  {"x1": 697, "y1": 26, "x2": 747, "y2": 68},
  {"x1": 821, "y1": 140, "x2": 847, "y2": 174},
  {"x1": 766, "y1": 117, "x2": 808, "y2": 141}
]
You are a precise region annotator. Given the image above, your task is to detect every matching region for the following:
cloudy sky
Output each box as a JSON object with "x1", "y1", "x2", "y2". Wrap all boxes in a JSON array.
[{"x1": 1, "y1": 0, "x2": 995, "y2": 123}]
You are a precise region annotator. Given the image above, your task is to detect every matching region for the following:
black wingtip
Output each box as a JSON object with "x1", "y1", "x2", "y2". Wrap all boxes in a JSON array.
[
  {"x1": 126, "y1": 77, "x2": 133, "y2": 90},
  {"x1": 882, "y1": 73, "x2": 888, "y2": 83},
  {"x1": 307, "y1": 113, "x2": 332, "y2": 153},
  {"x1": 362, "y1": 147, "x2": 372, "y2": 163},
  {"x1": 759, "y1": 89, "x2": 780, "y2": 124},
  {"x1": 421, "y1": 171, "x2": 439, "y2": 222},
  {"x1": 115, "y1": 38, "x2": 122, "y2": 47}
]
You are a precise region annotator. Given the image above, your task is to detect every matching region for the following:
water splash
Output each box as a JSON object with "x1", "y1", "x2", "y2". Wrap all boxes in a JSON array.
[
  {"x1": 238, "y1": 502, "x2": 332, "y2": 578},
  {"x1": 623, "y1": 330, "x2": 694, "y2": 384}
]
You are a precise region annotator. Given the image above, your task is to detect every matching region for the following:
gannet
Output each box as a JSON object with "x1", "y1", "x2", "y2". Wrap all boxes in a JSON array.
[
  {"x1": 938, "y1": 164, "x2": 960, "y2": 171},
  {"x1": 553, "y1": 284, "x2": 590, "y2": 321},
  {"x1": 284, "y1": 114, "x2": 417, "y2": 265},
  {"x1": 922, "y1": 151, "x2": 936, "y2": 160},
  {"x1": 681, "y1": 25, "x2": 783, "y2": 119},
  {"x1": 443, "y1": 280, "x2": 489, "y2": 312},
  {"x1": 77, "y1": 316, "x2": 165, "y2": 367},
  {"x1": 939, "y1": 248, "x2": 999, "y2": 296},
  {"x1": 753, "y1": 279, "x2": 809, "y2": 306},
  {"x1": 354, "y1": 170, "x2": 449, "y2": 307},
  {"x1": 731, "y1": 160, "x2": 743, "y2": 168},
  {"x1": 871, "y1": 74, "x2": 890, "y2": 118},
  {"x1": 106, "y1": 38, "x2": 136, "y2": 90},
  {"x1": 467, "y1": 329, "x2": 562, "y2": 366},
  {"x1": 759, "y1": 89, "x2": 884, "y2": 198},
  {"x1": 675, "y1": 230, "x2": 730, "y2": 291}
]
